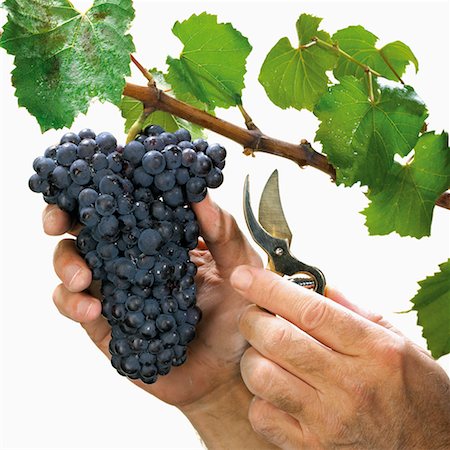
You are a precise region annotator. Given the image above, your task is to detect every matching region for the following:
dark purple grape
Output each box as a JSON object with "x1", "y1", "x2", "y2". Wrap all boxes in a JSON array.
[{"x1": 29, "y1": 126, "x2": 227, "y2": 385}]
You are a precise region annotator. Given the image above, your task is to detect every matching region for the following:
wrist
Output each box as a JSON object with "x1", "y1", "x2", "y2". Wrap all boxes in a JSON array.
[{"x1": 179, "y1": 375, "x2": 276, "y2": 450}]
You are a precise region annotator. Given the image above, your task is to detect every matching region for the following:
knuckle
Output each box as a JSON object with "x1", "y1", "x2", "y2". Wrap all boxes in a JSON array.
[
  {"x1": 242, "y1": 353, "x2": 274, "y2": 394},
  {"x1": 374, "y1": 335, "x2": 408, "y2": 368},
  {"x1": 265, "y1": 277, "x2": 281, "y2": 305},
  {"x1": 53, "y1": 239, "x2": 72, "y2": 264},
  {"x1": 297, "y1": 298, "x2": 328, "y2": 332},
  {"x1": 267, "y1": 324, "x2": 292, "y2": 351},
  {"x1": 238, "y1": 304, "x2": 255, "y2": 334},
  {"x1": 248, "y1": 400, "x2": 287, "y2": 445},
  {"x1": 245, "y1": 248, "x2": 263, "y2": 268},
  {"x1": 216, "y1": 209, "x2": 239, "y2": 245},
  {"x1": 52, "y1": 285, "x2": 63, "y2": 308},
  {"x1": 348, "y1": 380, "x2": 377, "y2": 413}
]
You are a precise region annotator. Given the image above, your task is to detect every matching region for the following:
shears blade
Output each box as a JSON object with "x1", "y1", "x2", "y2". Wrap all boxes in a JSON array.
[
  {"x1": 243, "y1": 174, "x2": 276, "y2": 254},
  {"x1": 258, "y1": 170, "x2": 292, "y2": 247},
  {"x1": 243, "y1": 172, "x2": 327, "y2": 294}
]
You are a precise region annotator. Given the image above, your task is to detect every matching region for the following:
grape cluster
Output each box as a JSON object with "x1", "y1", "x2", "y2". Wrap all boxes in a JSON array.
[{"x1": 29, "y1": 125, "x2": 226, "y2": 383}]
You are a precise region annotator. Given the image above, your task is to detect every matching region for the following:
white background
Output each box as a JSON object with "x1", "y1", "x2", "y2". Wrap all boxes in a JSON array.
[{"x1": 0, "y1": 1, "x2": 449, "y2": 448}]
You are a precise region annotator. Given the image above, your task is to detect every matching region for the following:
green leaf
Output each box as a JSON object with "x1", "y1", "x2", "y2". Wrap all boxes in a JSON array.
[
  {"x1": 259, "y1": 14, "x2": 338, "y2": 111},
  {"x1": 332, "y1": 26, "x2": 418, "y2": 81},
  {"x1": 411, "y1": 260, "x2": 450, "y2": 358},
  {"x1": 119, "y1": 70, "x2": 205, "y2": 139},
  {"x1": 379, "y1": 41, "x2": 419, "y2": 77},
  {"x1": 314, "y1": 76, "x2": 428, "y2": 190},
  {"x1": 363, "y1": 132, "x2": 450, "y2": 238},
  {"x1": 166, "y1": 13, "x2": 252, "y2": 110},
  {"x1": 0, "y1": 0, "x2": 135, "y2": 131}
]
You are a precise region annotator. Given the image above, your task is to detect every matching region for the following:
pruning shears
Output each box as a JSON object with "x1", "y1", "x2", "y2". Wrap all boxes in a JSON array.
[{"x1": 243, "y1": 170, "x2": 326, "y2": 295}]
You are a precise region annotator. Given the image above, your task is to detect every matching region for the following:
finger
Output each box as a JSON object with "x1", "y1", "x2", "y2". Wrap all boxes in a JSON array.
[
  {"x1": 325, "y1": 286, "x2": 383, "y2": 323},
  {"x1": 52, "y1": 284, "x2": 111, "y2": 355},
  {"x1": 192, "y1": 195, "x2": 262, "y2": 272},
  {"x1": 53, "y1": 239, "x2": 92, "y2": 292},
  {"x1": 241, "y1": 347, "x2": 321, "y2": 416},
  {"x1": 326, "y1": 286, "x2": 405, "y2": 336},
  {"x1": 239, "y1": 305, "x2": 338, "y2": 386},
  {"x1": 42, "y1": 205, "x2": 81, "y2": 236},
  {"x1": 196, "y1": 237, "x2": 208, "y2": 250},
  {"x1": 231, "y1": 266, "x2": 381, "y2": 355},
  {"x1": 248, "y1": 397, "x2": 304, "y2": 450}
]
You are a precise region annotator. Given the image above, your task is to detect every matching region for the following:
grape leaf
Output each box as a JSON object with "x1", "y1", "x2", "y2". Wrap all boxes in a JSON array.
[
  {"x1": 166, "y1": 13, "x2": 252, "y2": 110},
  {"x1": 314, "y1": 76, "x2": 428, "y2": 190},
  {"x1": 411, "y1": 260, "x2": 450, "y2": 358},
  {"x1": 332, "y1": 26, "x2": 418, "y2": 81},
  {"x1": 258, "y1": 14, "x2": 338, "y2": 111},
  {"x1": 0, "y1": 0, "x2": 135, "y2": 130},
  {"x1": 363, "y1": 132, "x2": 450, "y2": 238},
  {"x1": 120, "y1": 70, "x2": 205, "y2": 138}
]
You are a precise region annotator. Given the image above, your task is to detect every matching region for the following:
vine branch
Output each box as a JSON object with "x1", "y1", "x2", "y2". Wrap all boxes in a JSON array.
[{"x1": 122, "y1": 81, "x2": 450, "y2": 211}]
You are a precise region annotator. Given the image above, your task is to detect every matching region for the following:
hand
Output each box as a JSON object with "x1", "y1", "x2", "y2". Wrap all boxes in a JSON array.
[
  {"x1": 43, "y1": 197, "x2": 276, "y2": 449},
  {"x1": 231, "y1": 266, "x2": 450, "y2": 449}
]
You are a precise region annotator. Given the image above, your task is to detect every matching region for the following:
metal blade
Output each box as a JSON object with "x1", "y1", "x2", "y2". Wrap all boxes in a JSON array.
[
  {"x1": 243, "y1": 174, "x2": 285, "y2": 274},
  {"x1": 258, "y1": 170, "x2": 292, "y2": 246}
]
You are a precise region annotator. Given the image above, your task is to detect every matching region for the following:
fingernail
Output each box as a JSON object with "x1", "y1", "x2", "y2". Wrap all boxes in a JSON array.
[
  {"x1": 230, "y1": 266, "x2": 253, "y2": 291},
  {"x1": 65, "y1": 265, "x2": 82, "y2": 288},
  {"x1": 76, "y1": 299, "x2": 93, "y2": 319}
]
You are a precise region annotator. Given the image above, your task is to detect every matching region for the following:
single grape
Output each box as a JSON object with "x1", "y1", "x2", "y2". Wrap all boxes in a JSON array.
[
  {"x1": 143, "y1": 136, "x2": 165, "y2": 152},
  {"x1": 78, "y1": 188, "x2": 99, "y2": 208},
  {"x1": 95, "y1": 194, "x2": 116, "y2": 216},
  {"x1": 205, "y1": 167, "x2": 224, "y2": 189},
  {"x1": 79, "y1": 128, "x2": 96, "y2": 140},
  {"x1": 56, "y1": 142, "x2": 78, "y2": 166},
  {"x1": 206, "y1": 143, "x2": 227, "y2": 163},
  {"x1": 174, "y1": 128, "x2": 191, "y2": 142},
  {"x1": 154, "y1": 170, "x2": 176, "y2": 192},
  {"x1": 50, "y1": 166, "x2": 72, "y2": 189},
  {"x1": 92, "y1": 153, "x2": 108, "y2": 171},
  {"x1": 60, "y1": 132, "x2": 81, "y2": 145},
  {"x1": 70, "y1": 159, "x2": 92, "y2": 185},
  {"x1": 159, "y1": 132, "x2": 178, "y2": 146},
  {"x1": 191, "y1": 152, "x2": 212, "y2": 177},
  {"x1": 193, "y1": 138, "x2": 208, "y2": 152},
  {"x1": 138, "y1": 229, "x2": 163, "y2": 255},
  {"x1": 123, "y1": 140, "x2": 146, "y2": 165},
  {"x1": 142, "y1": 151, "x2": 166, "y2": 175},
  {"x1": 144, "y1": 124, "x2": 165, "y2": 136},
  {"x1": 96, "y1": 132, "x2": 117, "y2": 154},
  {"x1": 163, "y1": 145, "x2": 182, "y2": 169},
  {"x1": 77, "y1": 138, "x2": 97, "y2": 159},
  {"x1": 186, "y1": 177, "x2": 206, "y2": 195}
]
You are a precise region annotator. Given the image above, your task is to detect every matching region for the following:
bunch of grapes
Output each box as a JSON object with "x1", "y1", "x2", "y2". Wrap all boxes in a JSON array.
[{"x1": 29, "y1": 125, "x2": 226, "y2": 383}]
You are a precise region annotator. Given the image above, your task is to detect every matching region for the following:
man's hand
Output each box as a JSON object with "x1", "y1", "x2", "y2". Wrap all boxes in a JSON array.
[
  {"x1": 43, "y1": 197, "x2": 278, "y2": 450},
  {"x1": 231, "y1": 265, "x2": 450, "y2": 449}
]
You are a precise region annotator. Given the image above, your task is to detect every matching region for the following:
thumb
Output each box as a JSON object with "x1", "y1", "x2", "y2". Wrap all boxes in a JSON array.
[{"x1": 192, "y1": 195, "x2": 262, "y2": 272}]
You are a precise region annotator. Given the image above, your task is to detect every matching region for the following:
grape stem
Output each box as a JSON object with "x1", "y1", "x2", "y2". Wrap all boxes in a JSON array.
[
  {"x1": 126, "y1": 108, "x2": 154, "y2": 144},
  {"x1": 122, "y1": 81, "x2": 450, "y2": 210}
]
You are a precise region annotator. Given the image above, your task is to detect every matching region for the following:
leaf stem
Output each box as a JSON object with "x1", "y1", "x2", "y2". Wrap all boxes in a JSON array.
[
  {"x1": 238, "y1": 104, "x2": 259, "y2": 131},
  {"x1": 379, "y1": 50, "x2": 405, "y2": 85},
  {"x1": 314, "y1": 37, "x2": 382, "y2": 77},
  {"x1": 367, "y1": 70, "x2": 375, "y2": 103},
  {"x1": 300, "y1": 40, "x2": 317, "y2": 49},
  {"x1": 130, "y1": 54, "x2": 154, "y2": 84},
  {"x1": 122, "y1": 81, "x2": 450, "y2": 211}
]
